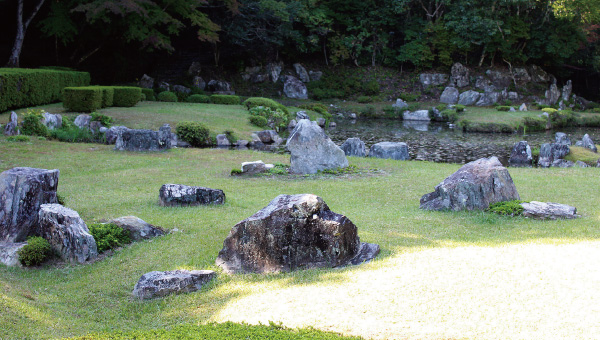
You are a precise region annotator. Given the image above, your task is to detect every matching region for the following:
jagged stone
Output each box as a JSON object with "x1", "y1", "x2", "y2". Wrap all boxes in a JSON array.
[
  {"x1": 420, "y1": 157, "x2": 520, "y2": 211},
  {"x1": 538, "y1": 143, "x2": 570, "y2": 168},
  {"x1": 207, "y1": 80, "x2": 233, "y2": 93},
  {"x1": 519, "y1": 103, "x2": 528, "y2": 112},
  {"x1": 555, "y1": 132, "x2": 571, "y2": 146},
  {"x1": 283, "y1": 76, "x2": 308, "y2": 99},
  {"x1": 0, "y1": 242, "x2": 27, "y2": 266},
  {"x1": 37, "y1": 204, "x2": 98, "y2": 263},
  {"x1": 316, "y1": 118, "x2": 326, "y2": 127},
  {"x1": 485, "y1": 69, "x2": 512, "y2": 88},
  {"x1": 458, "y1": 90, "x2": 481, "y2": 106},
  {"x1": 74, "y1": 114, "x2": 91, "y2": 130},
  {"x1": 521, "y1": 201, "x2": 579, "y2": 220},
  {"x1": 215, "y1": 194, "x2": 379, "y2": 273},
  {"x1": 508, "y1": 141, "x2": 532, "y2": 167},
  {"x1": 139, "y1": 74, "x2": 154, "y2": 89},
  {"x1": 392, "y1": 98, "x2": 409, "y2": 110},
  {"x1": 576, "y1": 134, "x2": 597, "y2": 152},
  {"x1": 296, "y1": 111, "x2": 310, "y2": 120},
  {"x1": 340, "y1": 137, "x2": 367, "y2": 157},
  {"x1": 293, "y1": 63, "x2": 310, "y2": 83},
  {"x1": 552, "y1": 159, "x2": 574, "y2": 168},
  {"x1": 187, "y1": 62, "x2": 202, "y2": 76},
  {"x1": 476, "y1": 92, "x2": 501, "y2": 106},
  {"x1": 419, "y1": 73, "x2": 448, "y2": 87},
  {"x1": 439, "y1": 87, "x2": 459, "y2": 104},
  {"x1": 172, "y1": 85, "x2": 191, "y2": 94},
  {"x1": 288, "y1": 119, "x2": 297, "y2": 130},
  {"x1": 4, "y1": 111, "x2": 18, "y2": 136},
  {"x1": 114, "y1": 124, "x2": 171, "y2": 151},
  {"x1": 42, "y1": 112, "x2": 62, "y2": 130},
  {"x1": 266, "y1": 62, "x2": 283, "y2": 82},
  {"x1": 287, "y1": 120, "x2": 348, "y2": 174},
  {"x1": 110, "y1": 216, "x2": 165, "y2": 241},
  {"x1": 451, "y1": 63, "x2": 470, "y2": 87},
  {"x1": 133, "y1": 270, "x2": 215, "y2": 299},
  {"x1": 562, "y1": 80, "x2": 572, "y2": 102},
  {"x1": 368, "y1": 142, "x2": 409, "y2": 160},
  {"x1": 159, "y1": 184, "x2": 225, "y2": 206},
  {"x1": 545, "y1": 84, "x2": 561, "y2": 105},
  {"x1": 159, "y1": 82, "x2": 170, "y2": 91},
  {"x1": 308, "y1": 70, "x2": 323, "y2": 81},
  {"x1": 528, "y1": 65, "x2": 551, "y2": 83},
  {"x1": 104, "y1": 126, "x2": 129, "y2": 145},
  {"x1": 513, "y1": 68, "x2": 531, "y2": 83},
  {"x1": 216, "y1": 134, "x2": 231, "y2": 147},
  {"x1": 0, "y1": 167, "x2": 59, "y2": 243}
]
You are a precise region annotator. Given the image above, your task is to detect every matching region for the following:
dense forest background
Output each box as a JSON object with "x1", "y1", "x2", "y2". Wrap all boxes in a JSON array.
[{"x1": 2, "y1": 0, "x2": 600, "y2": 99}]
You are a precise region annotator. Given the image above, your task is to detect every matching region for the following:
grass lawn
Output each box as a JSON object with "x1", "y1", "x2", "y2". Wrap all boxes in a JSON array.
[{"x1": 1, "y1": 135, "x2": 599, "y2": 340}]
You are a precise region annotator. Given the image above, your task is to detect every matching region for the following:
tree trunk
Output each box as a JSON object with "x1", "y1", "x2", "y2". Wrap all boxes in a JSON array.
[{"x1": 6, "y1": 0, "x2": 47, "y2": 68}]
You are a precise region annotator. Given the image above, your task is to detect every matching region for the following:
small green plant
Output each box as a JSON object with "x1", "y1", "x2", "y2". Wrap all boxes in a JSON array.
[
  {"x1": 440, "y1": 109, "x2": 459, "y2": 122},
  {"x1": 88, "y1": 223, "x2": 131, "y2": 253},
  {"x1": 90, "y1": 112, "x2": 112, "y2": 127},
  {"x1": 454, "y1": 104, "x2": 466, "y2": 112},
  {"x1": 186, "y1": 94, "x2": 210, "y2": 103},
  {"x1": 56, "y1": 194, "x2": 66, "y2": 205},
  {"x1": 18, "y1": 236, "x2": 52, "y2": 266},
  {"x1": 230, "y1": 168, "x2": 243, "y2": 176},
  {"x1": 542, "y1": 108, "x2": 558, "y2": 114},
  {"x1": 400, "y1": 93, "x2": 420, "y2": 102},
  {"x1": 249, "y1": 106, "x2": 289, "y2": 131},
  {"x1": 210, "y1": 94, "x2": 240, "y2": 105},
  {"x1": 223, "y1": 130, "x2": 237, "y2": 143},
  {"x1": 49, "y1": 126, "x2": 94, "y2": 143},
  {"x1": 7, "y1": 135, "x2": 30, "y2": 142},
  {"x1": 268, "y1": 163, "x2": 288, "y2": 175},
  {"x1": 436, "y1": 103, "x2": 448, "y2": 111},
  {"x1": 496, "y1": 106, "x2": 511, "y2": 112},
  {"x1": 486, "y1": 200, "x2": 527, "y2": 216},
  {"x1": 249, "y1": 115, "x2": 268, "y2": 128},
  {"x1": 319, "y1": 165, "x2": 359, "y2": 175},
  {"x1": 357, "y1": 96, "x2": 373, "y2": 103},
  {"x1": 298, "y1": 103, "x2": 329, "y2": 116},
  {"x1": 21, "y1": 109, "x2": 48, "y2": 137},
  {"x1": 158, "y1": 91, "x2": 178, "y2": 102},
  {"x1": 176, "y1": 121, "x2": 211, "y2": 147}
]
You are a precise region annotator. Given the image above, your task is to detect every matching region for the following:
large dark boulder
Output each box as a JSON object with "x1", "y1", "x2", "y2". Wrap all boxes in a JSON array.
[
  {"x1": 0, "y1": 167, "x2": 59, "y2": 243},
  {"x1": 458, "y1": 90, "x2": 481, "y2": 106},
  {"x1": 215, "y1": 194, "x2": 379, "y2": 274},
  {"x1": 133, "y1": 270, "x2": 215, "y2": 299},
  {"x1": 283, "y1": 76, "x2": 308, "y2": 99},
  {"x1": 340, "y1": 138, "x2": 367, "y2": 157},
  {"x1": 114, "y1": 124, "x2": 172, "y2": 151},
  {"x1": 37, "y1": 204, "x2": 98, "y2": 263},
  {"x1": 420, "y1": 157, "x2": 520, "y2": 211},
  {"x1": 368, "y1": 142, "x2": 409, "y2": 160},
  {"x1": 159, "y1": 184, "x2": 225, "y2": 206},
  {"x1": 508, "y1": 141, "x2": 532, "y2": 167},
  {"x1": 286, "y1": 119, "x2": 348, "y2": 174}
]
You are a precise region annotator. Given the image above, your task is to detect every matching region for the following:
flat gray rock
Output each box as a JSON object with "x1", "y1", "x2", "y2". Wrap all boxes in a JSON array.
[
  {"x1": 132, "y1": 270, "x2": 215, "y2": 299},
  {"x1": 403, "y1": 110, "x2": 430, "y2": 121},
  {"x1": 368, "y1": 142, "x2": 409, "y2": 160},
  {"x1": 340, "y1": 138, "x2": 367, "y2": 157},
  {"x1": 114, "y1": 124, "x2": 172, "y2": 151},
  {"x1": 439, "y1": 87, "x2": 459, "y2": 104},
  {"x1": 0, "y1": 242, "x2": 27, "y2": 266},
  {"x1": 110, "y1": 216, "x2": 164, "y2": 241},
  {"x1": 159, "y1": 184, "x2": 225, "y2": 206},
  {"x1": 521, "y1": 201, "x2": 579, "y2": 220}
]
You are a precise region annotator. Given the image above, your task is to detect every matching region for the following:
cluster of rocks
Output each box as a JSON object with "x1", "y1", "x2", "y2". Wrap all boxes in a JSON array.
[
  {"x1": 509, "y1": 132, "x2": 598, "y2": 168},
  {"x1": 422, "y1": 63, "x2": 589, "y2": 109},
  {"x1": 140, "y1": 73, "x2": 233, "y2": 95},
  {"x1": 340, "y1": 137, "x2": 409, "y2": 161},
  {"x1": 3, "y1": 111, "x2": 65, "y2": 137},
  {"x1": 0, "y1": 167, "x2": 165, "y2": 267},
  {"x1": 419, "y1": 156, "x2": 579, "y2": 219}
]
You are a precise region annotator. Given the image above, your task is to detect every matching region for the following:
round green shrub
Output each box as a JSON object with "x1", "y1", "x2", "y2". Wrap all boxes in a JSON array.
[
  {"x1": 243, "y1": 97, "x2": 280, "y2": 110},
  {"x1": 112, "y1": 86, "x2": 141, "y2": 107},
  {"x1": 7, "y1": 135, "x2": 30, "y2": 142},
  {"x1": 176, "y1": 121, "x2": 211, "y2": 146},
  {"x1": 186, "y1": 94, "x2": 211, "y2": 103},
  {"x1": 210, "y1": 94, "x2": 240, "y2": 105},
  {"x1": 158, "y1": 91, "x2": 178, "y2": 102},
  {"x1": 91, "y1": 112, "x2": 112, "y2": 127},
  {"x1": 141, "y1": 88, "x2": 155, "y2": 101},
  {"x1": 21, "y1": 110, "x2": 48, "y2": 137},
  {"x1": 18, "y1": 236, "x2": 52, "y2": 266},
  {"x1": 249, "y1": 115, "x2": 268, "y2": 128},
  {"x1": 454, "y1": 104, "x2": 466, "y2": 112},
  {"x1": 88, "y1": 223, "x2": 131, "y2": 253}
]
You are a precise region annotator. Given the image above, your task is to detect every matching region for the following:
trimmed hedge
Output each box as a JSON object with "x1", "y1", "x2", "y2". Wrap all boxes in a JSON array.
[
  {"x1": 176, "y1": 121, "x2": 211, "y2": 147},
  {"x1": 89, "y1": 86, "x2": 114, "y2": 107},
  {"x1": 62, "y1": 87, "x2": 103, "y2": 112},
  {"x1": 112, "y1": 86, "x2": 141, "y2": 107},
  {"x1": 210, "y1": 94, "x2": 240, "y2": 105},
  {"x1": 186, "y1": 94, "x2": 210, "y2": 103},
  {"x1": 141, "y1": 88, "x2": 155, "y2": 101},
  {"x1": 158, "y1": 91, "x2": 178, "y2": 102},
  {"x1": 0, "y1": 68, "x2": 90, "y2": 112}
]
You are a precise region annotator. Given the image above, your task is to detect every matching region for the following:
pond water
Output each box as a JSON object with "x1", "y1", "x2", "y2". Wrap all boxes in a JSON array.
[{"x1": 325, "y1": 119, "x2": 600, "y2": 165}]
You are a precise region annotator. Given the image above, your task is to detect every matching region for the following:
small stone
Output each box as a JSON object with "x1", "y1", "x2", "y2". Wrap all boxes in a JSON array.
[
  {"x1": 392, "y1": 99, "x2": 408, "y2": 110},
  {"x1": 3, "y1": 112, "x2": 19, "y2": 136},
  {"x1": 132, "y1": 270, "x2": 215, "y2": 299},
  {"x1": 519, "y1": 103, "x2": 528, "y2": 112},
  {"x1": 508, "y1": 141, "x2": 532, "y2": 167},
  {"x1": 241, "y1": 161, "x2": 268, "y2": 174},
  {"x1": 296, "y1": 111, "x2": 310, "y2": 120},
  {"x1": 551, "y1": 159, "x2": 574, "y2": 168},
  {"x1": 575, "y1": 161, "x2": 589, "y2": 168}
]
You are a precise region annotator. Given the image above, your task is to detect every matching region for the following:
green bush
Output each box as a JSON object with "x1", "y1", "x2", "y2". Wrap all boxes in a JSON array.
[
  {"x1": 249, "y1": 106, "x2": 289, "y2": 131},
  {"x1": 521, "y1": 116, "x2": 547, "y2": 131},
  {"x1": 400, "y1": 93, "x2": 420, "y2": 102},
  {"x1": 249, "y1": 115, "x2": 269, "y2": 128},
  {"x1": 211, "y1": 94, "x2": 240, "y2": 105},
  {"x1": 21, "y1": 109, "x2": 48, "y2": 137},
  {"x1": 440, "y1": 109, "x2": 459, "y2": 122},
  {"x1": 436, "y1": 103, "x2": 448, "y2": 111},
  {"x1": 158, "y1": 91, "x2": 178, "y2": 102},
  {"x1": 62, "y1": 87, "x2": 103, "y2": 112},
  {"x1": 542, "y1": 108, "x2": 558, "y2": 114},
  {"x1": 362, "y1": 80, "x2": 380, "y2": 95},
  {"x1": 91, "y1": 112, "x2": 112, "y2": 127},
  {"x1": 88, "y1": 86, "x2": 114, "y2": 107},
  {"x1": 0, "y1": 68, "x2": 90, "y2": 112},
  {"x1": 359, "y1": 105, "x2": 377, "y2": 118},
  {"x1": 186, "y1": 94, "x2": 210, "y2": 103},
  {"x1": 454, "y1": 104, "x2": 466, "y2": 112},
  {"x1": 486, "y1": 200, "x2": 527, "y2": 216},
  {"x1": 298, "y1": 103, "x2": 329, "y2": 116},
  {"x1": 176, "y1": 121, "x2": 211, "y2": 147},
  {"x1": 496, "y1": 106, "x2": 511, "y2": 111},
  {"x1": 88, "y1": 223, "x2": 131, "y2": 253},
  {"x1": 7, "y1": 135, "x2": 30, "y2": 142},
  {"x1": 549, "y1": 110, "x2": 575, "y2": 128},
  {"x1": 112, "y1": 86, "x2": 141, "y2": 107},
  {"x1": 18, "y1": 236, "x2": 52, "y2": 266},
  {"x1": 141, "y1": 88, "x2": 155, "y2": 101},
  {"x1": 49, "y1": 126, "x2": 95, "y2": 143},
  {"x1": 243, "y1": 97, "x2": 281, "y2": 110},
  {"x1": 357, "y1": 96, "x2": 373, "y2": 103}
]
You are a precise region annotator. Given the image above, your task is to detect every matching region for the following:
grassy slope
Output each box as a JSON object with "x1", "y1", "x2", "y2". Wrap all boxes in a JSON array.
[{"x1": 1, "y1": 136, "x2": 599, "y2": 340}]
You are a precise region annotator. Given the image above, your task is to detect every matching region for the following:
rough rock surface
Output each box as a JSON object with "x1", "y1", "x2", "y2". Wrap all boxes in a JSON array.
[
  {"x1": 254, "y1": 130, "x2": 281, "y2": 144},
  {"x1": 173, "y1": 85, "x2": 191, "y2": 94},
  {"x1": 476, "y1": 92, "x2": 501, "y2": 107},
  {"x1": 283, "y1": 76, "x2": 308, "y2": 99},
  {"x1": 576, "y1": 134, "x2": 597, "y2": 152},
  {"x1": 519, "y1": 103, "x2": 528, "y2": 111},
  {"x1": 3, "y1": 111, "x2": 19, "y2": 136},
  {"x1": 37, "y1": 204, "x2": 98, "y2": 263},
  {"x1": 159, "y1": 184, "x2": 225, "y2": 206},
  {"x1": 562, "y1": 80, "x2": 572, "y2": 102},
  {"x1": 420, "y1": 157, "x2": 520, "y2": 211},
  {"x1": 105, "y1": 126, "x2": 129, "y2": 145},
  {"x1": 193, "y1": 76, "x2": 206, "y2": 90},
  {"x1": 392, "y1": 98, "x2": 409, "y2": 110},
  {"x1": 266, "y1": 62, "x2": 283, "y2": 82},
  {"x1": 207, "y1": 80, "x2": 232, "y2": 93},
  {"x1": 439, "y1": 87, "x2": 459, "y2": 104},
  {"x1": 296, "y1": 111, "x2": 310, "y2": 120},
  {"x1": 42, "y1": 112, "x2": 62, "y2": 130},
  {"x1": 74, "y1": 114, "x2": 91, "y2": 130},
  {"x1": 368, "y1": 142, "x2": 409, "y2": 160},
  {"x1": 576, "y1": 161, "x2": 589, "y2": 168},
  {"x1": 132, "y1": 270, "x2": 215, "y2": 299},
  {"x1": 241, "y1": 161, "x2": 269, "y2": 174},
  {"x1": 403, "y1": 110, "x2": 430, "y2": 121},
  {"x1": 538, "y1": 143, "x2": 570, "y2": 167},
  {"x1": 545, "y1": 84, "x2": 561, "y2": 105},
  {"x1": 552, "y1": 159, "x2": 574, "y2": 168},
  {"x1": 451, "y1": 63, "x2": 470, "y2": 87},
  {"x1": 521, "y1": 201, "x2": 579, "y2": 220},
  {"x1": 0, "y1": 242, "x2": 27, "y2": 266},
  {"x1": 139, "y1": 74, "x2": 154, "y2": 89},
  {"x1": 110, "y1": 216, "x2": 164, "y2": 241},
  {"x1": 288, "y1": 119, "x2": 297, "y2": 130},
  {"x1": 286, "y1": 119, "x2": 348, "y2": 174},
  {"x1": 215, "y1": 194, "x2": 380, "y2": 274},
  {"x1": 293, "y1": 63, "x2": 310, "y2": 83},
  {"x1": 555, "y1": 132, "x2": 571, "y2": 145},
  {"x1": 114, "y1": 124, "x2": 171, "y2": 151},
  {"x1": 316, "y1": 118, "x2": 326, "y2": 127},
  {"x1": 458, "y1": 90, "x2": 481, "y2": 106},
  {"x1": 419, "y1": 73, "x2": 448, "y2": 87},
  {"x1": 216, "y1": 134, "x2": 231, "y2": 147},
  {"x1": 508, "y1": 141, "x2": 532, "y2": 167},
  {"x1": 309, "y1": 70, "x2": 323, "y2": 81},
  {"x1": 340, "y1": 138, "x2": 367, "y2": 157},
  {"x1": 0, "y1": 167, "x2": 59, "y2": 243}
]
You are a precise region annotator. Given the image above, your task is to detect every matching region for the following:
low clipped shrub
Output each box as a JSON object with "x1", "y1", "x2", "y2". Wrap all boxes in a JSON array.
[
  {"x1": 112, "y1": 86, "x2": 141, "y2": 107},
  {"x1": 158, "y1": 91, "x2": 178, "y2": 102},
  {"x1": 18, "y1": 236, "x2": 52, "y2": 266},
  {"x1": 359, "y1": 105, "x2": 377, "y2": 119},
  {"x1": 521, "y1": 116, "x2": 547, "y2": 131},
  {"x1": 243, "y1": 97, "x2": 280, "y2": 110},
  {"x1": 7, "y1": 135, "x2": 30, "y2": 142},
  {"x1": 400, "y1": 92, "x2": 420, "y2": 102},
  {"x1": 91, "y1": 112, "x2": 112, "y2": 127},
  {"x1": 549, "y1": 110, "x2": 575, "y2": 128},
  {"x1": 440, "y1": 109, "x2": 459, "y2": 122},
  {"x1": 249, "y1": 106, "x2": 288, "y2": 131},
  {"x1": 176, "y1": 121, "x2": 211, "y2": 146},
  {"x1": 436, "y1": 103, "x2": 448, "y2": 111},
  {"x1": 211, "y1": 94, "x2": 240, "y2": 105},
  {"x1": 62, "y1": 87, "x2": 103, "y2": 112},
  {"x1": 88, "y1": 223, "x2": 131, "y2": 253},
  {"x1": 89, "y1": 86, "x2": 114, "y2": 107},
  {"x1": 486, "y1": 200, "x2": 527, "y2": 216},
  {"x1": 49, "y1": 126, "x2": 94, "y2": 143},
  {"x1": 298, "y1": 103, "x2": 329, "y2": 115},
  {"x1": 357, "y1": 96, "x2": 373, "y2": 103},
  {"x1": 454, "y1": 104, "x2": 466, "y2": 112},
  {"x1": 21, "y1": 109, "x2": 48, "y2": 137},
  {"x1": 249, "y1": 115, "x2": 268, "y2": 128},
  {"x1": 542, "y1": 108, "x2": 558, "y2": 114},
  {"x1": 496, "y1": 106, "x2": 511, "y2": 111},
  {"x1": 141, "y1": 88, "x2": 155, "y2": 101},
  {"x1": 186, "y1": 94, "x2": 210, "y2": 103}
]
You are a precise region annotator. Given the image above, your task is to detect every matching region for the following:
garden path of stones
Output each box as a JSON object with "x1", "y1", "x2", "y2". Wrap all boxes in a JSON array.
[{"x1": 0, "y1": 117, "x2": 586, "y2": 300}]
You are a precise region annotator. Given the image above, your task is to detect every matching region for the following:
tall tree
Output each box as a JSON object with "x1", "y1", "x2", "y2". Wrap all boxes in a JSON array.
[{"x1": 6, "y1": 0, "x2": 46, "y2": 67}]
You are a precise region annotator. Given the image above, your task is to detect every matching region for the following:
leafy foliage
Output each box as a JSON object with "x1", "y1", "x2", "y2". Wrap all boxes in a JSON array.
[
  {"x1": 88, "y1": 223, "x2": 131, "y2": 253},
  {"x1": 91, "y1": 112, "x2": 112, "y2": 127},
  {"x1": 7, "y1": 135, "x2": 31, "y2": 142},
  {"x1": 21, "y1": 110, "x2": 49, "y2": 137},
  {"x1": 158, "y1": 91, "x2": 178, "y2": 102},
  {"x1": 486, "y1": 200, "x2": 527, "y2": 216},
  {"x1": 210, "y1": 95, "x2": 240, "y2": 105},
  {"x1": 248, "y1": 106, "x2": 289, "y2": 131},
  {"x1": 18, "y1": 236, "x2": 52, "y2": 267},
  {"x1": 176, "y1": 121, "x2": 211, "y2": 146}
]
